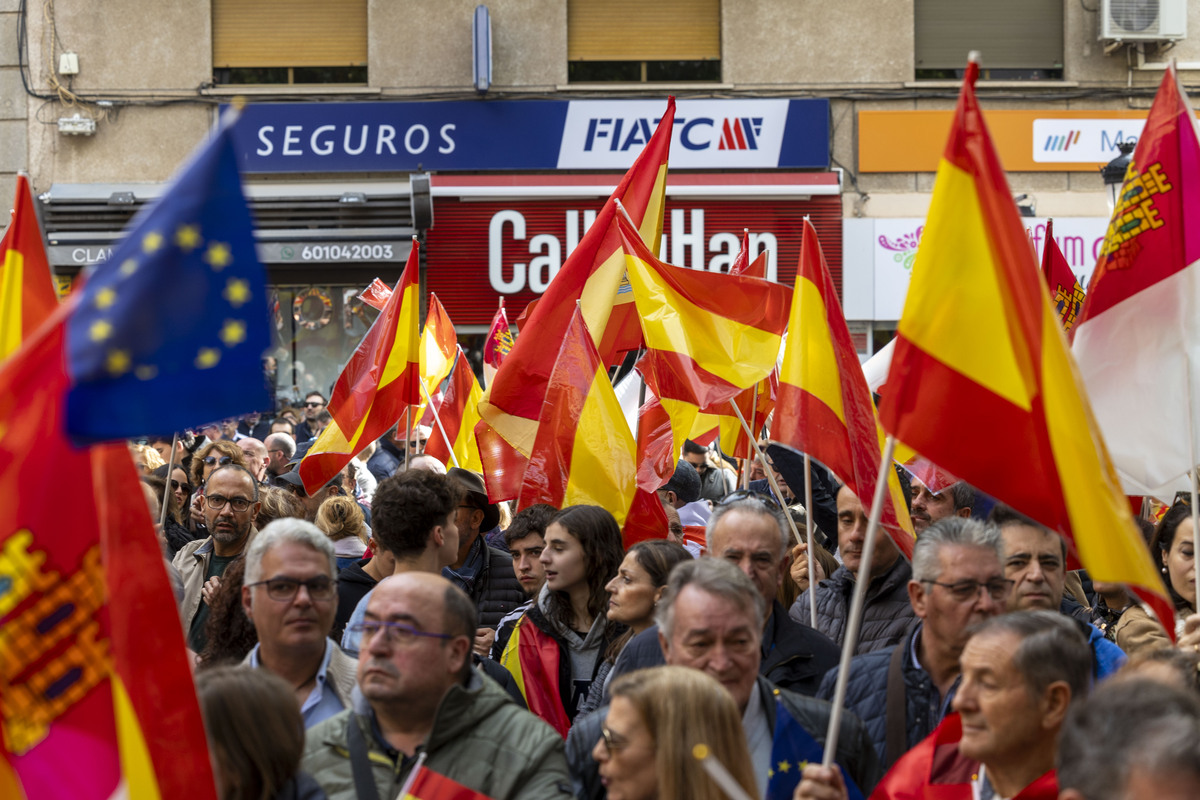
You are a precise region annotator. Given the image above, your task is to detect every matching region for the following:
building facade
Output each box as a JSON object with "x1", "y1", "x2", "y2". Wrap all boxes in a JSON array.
[{"x1": 7, "y1": 0, "x2": 1199, "y2": 404}]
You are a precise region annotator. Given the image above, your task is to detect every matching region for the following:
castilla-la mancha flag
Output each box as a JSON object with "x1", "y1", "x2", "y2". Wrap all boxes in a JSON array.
[
  {"x1": 774, "y1": 218, "x2": 915, "y2": 557},
  {"x1": 1072, "y1": 65, "x2": 1200, "y2": 501},
  {"x1": 479, "y1": 98, "x2": 675, "y2": 459},
  {"x1": 300, "y1": 240, "x2": 421, "y2": 492},
  {"x1": 879, "y1": 56, "x2": 1173, "y2": 637}
]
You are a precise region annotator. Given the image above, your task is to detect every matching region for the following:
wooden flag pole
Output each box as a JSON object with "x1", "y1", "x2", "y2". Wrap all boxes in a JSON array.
[
  {"x1": 804, "y1": 453, "x2": 818, "y2": 629},
  {"x1": 730, "y1": 402, "x2": 804, "y2": 547},
  {"x1": 421, "y1": 377, "x2": 460, "y2": 469},
  {"x1": 159, "y1": 433, "x2": 179, "y2": 529},
  {"x1": 822, "y1": 434, "x2": 897, "y2": 767}
]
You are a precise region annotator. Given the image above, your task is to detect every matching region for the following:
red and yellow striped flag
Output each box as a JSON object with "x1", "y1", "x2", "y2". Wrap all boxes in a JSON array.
[
  {"x1": 300, "y1": 241, "x2": 421, "y2": 493},
  {"x1": 479, "y1": 98, "x2": 675, "y2": 457},
  {"x1": 425, "y1": 347, "x2": 484, "y2": 473},
  {"x1": 618, "y1": 211, "x2": 791, "y2": 461},
  {"x1": 516, "y1": 305, "x2": 663, "y2": 543},
  {"x1": 0, "y1": 175, "x2": 57, "y2": 360},
  {"x1": 774, "y1": 219, "x2": 914, "y2": 557},
  {"x1": 879, "y1": 57, "x2": 1172, "y2": 633},
  {"x1": 0, "y1": 313, "x2": 217, "y2": 800}
]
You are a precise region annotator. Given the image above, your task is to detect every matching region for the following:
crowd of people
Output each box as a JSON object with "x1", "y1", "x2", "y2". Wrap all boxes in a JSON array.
[{"x1": 132, "y1": 399, "x2": 1200, "y2": 800}]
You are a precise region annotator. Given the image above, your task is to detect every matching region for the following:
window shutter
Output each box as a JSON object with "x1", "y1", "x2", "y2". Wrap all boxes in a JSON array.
[
  {"x1": 213, "y1": 0, "x2": 367, "y2": 68},
  {"x1": 568, "y1": 0, "x2": 721, "y2": 62},
  {"x1": 915, "y1": 0, "x2": 1063, "y2": 70}
]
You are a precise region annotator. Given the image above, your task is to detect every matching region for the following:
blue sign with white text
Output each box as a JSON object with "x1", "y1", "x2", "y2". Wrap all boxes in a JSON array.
[{"x1": 228, "y1": 99, "x2": 829, "y2": 173}]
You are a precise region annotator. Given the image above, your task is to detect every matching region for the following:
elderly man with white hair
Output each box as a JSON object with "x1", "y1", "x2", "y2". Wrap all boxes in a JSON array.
[{"x1": 241, "y1": 517, "x2": 357, "y2": 728}]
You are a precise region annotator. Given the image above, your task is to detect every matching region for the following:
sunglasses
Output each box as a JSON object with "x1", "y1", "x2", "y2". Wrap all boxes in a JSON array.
[
  {"x1": 719, "y1": 488, "x2": 781, "y2": 510},
  {"x1": 305, "y1": 401, "x2": 324, "y2": 408},
  {"x1": 170, "y1": 479, "x2": 193, "y2": 494},
  {"x1": 203, "y1": 455, "x2": 234, "y2": 467}
]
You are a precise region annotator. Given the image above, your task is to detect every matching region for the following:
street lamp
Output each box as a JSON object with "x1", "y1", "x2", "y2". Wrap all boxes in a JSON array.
[{"x1": 1100, "y1": 141, "x2": 1136, "y2": 214}]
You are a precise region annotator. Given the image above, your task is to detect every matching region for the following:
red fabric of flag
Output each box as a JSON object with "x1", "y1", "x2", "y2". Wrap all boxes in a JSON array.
[
  {"x1": 0, "y1": 174, "x2": 58, "y2": 360},
  {"x1": 1040, "y1": 219, "x2": 1085, "y2": 336},
  {"x1": 405, "y1": 765, "x2": 495, "y2": 800}
]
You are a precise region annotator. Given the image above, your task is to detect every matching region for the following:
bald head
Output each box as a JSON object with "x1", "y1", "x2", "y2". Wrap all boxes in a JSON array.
[{"x1": 237, "y1": 437, "x2": 269, "y2": 481}]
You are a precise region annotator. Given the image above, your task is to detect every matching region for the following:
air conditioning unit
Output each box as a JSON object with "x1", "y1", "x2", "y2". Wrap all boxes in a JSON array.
[{"x1": 1101, "y1": 0, "x2": 1187, "y2": 41}]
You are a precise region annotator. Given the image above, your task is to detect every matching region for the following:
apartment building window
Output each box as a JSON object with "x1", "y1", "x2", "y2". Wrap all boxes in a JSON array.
[
  {"x1": 915, "y1": 0, "x2": 1063, "y2": 80},
  {"x1": 213, "y1": 0, "x2": 368, "y2": 85},
  {"x1": 568, "y1": 0, "x2": 721, "y2": 83}
]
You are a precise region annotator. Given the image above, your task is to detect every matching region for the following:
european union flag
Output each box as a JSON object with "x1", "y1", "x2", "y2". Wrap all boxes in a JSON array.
[
  {"x1": 65, "y1": 120, "x2": 270, "y2": 440},
  {"x1": 766, "y1": 692, "x2": 864, "y2": 800}
]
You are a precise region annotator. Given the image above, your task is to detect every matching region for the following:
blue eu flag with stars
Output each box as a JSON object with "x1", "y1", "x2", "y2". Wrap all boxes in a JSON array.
[
  {"x1": 65, "y1": 120, "x2": 270, "y2": 440},
  {"x1": 766, "y1": 693, "x2": 864, "y2": 800}
]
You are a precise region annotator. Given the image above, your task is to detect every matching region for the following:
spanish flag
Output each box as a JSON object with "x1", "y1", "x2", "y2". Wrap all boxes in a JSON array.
[
  {"x1": 479, "y1": 98, "x2": 675, "y2": 457},
  {"x1": 499, "y1": 615, "x2": 571, "y2": 738},
  {"x1": 0, "y1": 175, "x2": 57, "y2": 361},
  {"x1": 300, "y1": 240, "x2": 421, "y2": 493},
  {"x1": 879, "y1": 56, "x2": 1172, "y2": 634},
  {"x1": 0, "y1": 313, "x2": 217, "y2": 799},
  {"x1": 619, "y1": 211, "x2": 791, "y2": 463},
  {"x1": 516, "y1": 304, "x2": 664, "y2": 544},
  {"x1": 425, "y1": 347, "x2": 484, "y2": 473},
  {"x1": 403, "y1": 764, "x2": 493, "y2": 799},
  {"x1": 774, "y1": 219, "x2": 914, "y2": 557}
]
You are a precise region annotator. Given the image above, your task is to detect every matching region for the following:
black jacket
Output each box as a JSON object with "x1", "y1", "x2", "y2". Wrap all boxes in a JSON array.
[
  {"x1": 789, "y1": 558, "x2": 917, "y2": 655},
  {"x1": 566, "y1": 675, "x2": 881, "y2": 800},
  {"x1": 447, "y1": 536, "x2": 526, "y2": 629},
  {"x1": 333, "y1": 558, "x2": 377, "y2": 643},
  {"x1": 816, "y1": 622, "x2": 954, "y2": 769},
  {"x1": 366, "y1": 437, "x2": 404, "y2": 482}
]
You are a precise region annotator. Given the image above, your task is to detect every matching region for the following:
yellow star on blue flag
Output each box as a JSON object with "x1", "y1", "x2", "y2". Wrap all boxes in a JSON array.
[{"x1": 65, "y1": 120, "x2": 270, "y2": 440}]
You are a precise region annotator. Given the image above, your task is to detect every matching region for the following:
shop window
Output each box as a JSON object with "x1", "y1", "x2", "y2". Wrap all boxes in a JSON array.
[
  {"x1": 914, "y1": 0, "x2": 1063, "y2": 80},
  {"x1": 212, "y1": 0, "x2": 368, "y2": 86},
  {"x1": 567, "y1": 0, "x2": 721, "y2": 83}
]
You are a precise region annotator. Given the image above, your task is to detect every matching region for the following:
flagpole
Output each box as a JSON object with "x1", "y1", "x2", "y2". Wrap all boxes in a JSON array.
[
  {"x1": 403, "y1": 406, "x2": 411, "y2": 470},
  {"x1": 422, "y1": 377, "x2": 460, "y2": 469},
  {"x1": 822, "y1": 434, "x2": 897, "y2": 767},
  {"x1": 804, "y1": 453, "x2": 817, "y2": 628},
  {"x1": 1187, "y1": 359, "x2": 1199, "y2": 603},
  {"x1": 692, "y1": 744, "x2": 756, "y2": 800},
  {"x1": 731, "y1": 402, "x2": 804, "y2": 547},
  {"x1": 159, "y1": 433, "x2": 178, "y2": 529},
  {"x1": 395, "y1": 751, "x2": 427, "y2": 799}
]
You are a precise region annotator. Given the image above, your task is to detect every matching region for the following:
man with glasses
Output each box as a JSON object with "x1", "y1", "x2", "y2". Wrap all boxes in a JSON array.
[
  {"x1": 241, "y1": 518, "x2": 355, "y2": 728},
  {"x1": 304, "y1": 572, "x2": 573, "y2": 800},
  {"x1": 173, "y1": 463, "x2": 262, "y2": 652},
  {"x1": 817, "y1": 516, "x2": 1008, "y2": 769},
  {"x1": 294, "y1": 392, "x2": 327, "y2": 443}
]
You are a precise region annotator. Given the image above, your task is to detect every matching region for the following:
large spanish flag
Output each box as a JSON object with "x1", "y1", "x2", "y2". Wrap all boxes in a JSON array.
[
  {"x1": 0, "y1": 313, "x2": 217, "y2": 799},
  {"x1": 1072, "y1": 66, "x2": 1200, "y2": 500},
  {"x1": 618, "y1": 211, "x2": 791, "y2": 462},
  {"x1": 516, "y1": 305, "x2": 664, "y2": 544},
  {"x1": 425, "y1": 347, "x2": 484, "y2": 473},
  {"x1": 879, "y1": 57, "x2": 1172, "y2": 634},
  {"x1": 0, "y1": 175, "x2": 57, "y2": 361},
  {"x1": 774, "y1": 219, "x2": 915, "y2": 557},
  {"x1": 479, "y1": 98, "x2": 675, "y2": 456},
  {"x1": 300, "y1": 241, "x2": 421, "y2": 493}
]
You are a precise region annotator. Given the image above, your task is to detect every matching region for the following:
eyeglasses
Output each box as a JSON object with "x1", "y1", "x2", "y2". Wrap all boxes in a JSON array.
[
  {"x1": 921, "y1": 578, "x2": 1014, "y2": 602},
  {"x1": 599, "y1": 727, "x2": 631, "y2": 754},
  {"x1": 304, "y1": 401, "x2": 324, "y2": 408},
  {"x1": 246, "y1": 576, "x2": 336, "y2": 602},
  {"x1": 170, "y1": 479, "x2": 193, "y2": 494},
  {"x1": 267, "y1": 448, "x2": 286, "y2": 455},
  {"x1": 348, "y1": 620, "x2": 455, "y2": 647},
  {"x1": 719, "y1": 489, "x2": 781, "y2": 510},
  {"x1": 203, "y1": 455, "x2": 234, "y2": 467},
  {"x1": 408, "y1": 439, "x2": 428, "y2": 448},
  {"x1": 204, "y1": 494, "x2": 254, "y2": 512}
]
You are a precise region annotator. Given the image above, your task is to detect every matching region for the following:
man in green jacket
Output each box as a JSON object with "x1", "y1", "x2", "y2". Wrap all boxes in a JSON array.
[{"x1": 303, "y1": 572, "x2": 572, "y2": 800}]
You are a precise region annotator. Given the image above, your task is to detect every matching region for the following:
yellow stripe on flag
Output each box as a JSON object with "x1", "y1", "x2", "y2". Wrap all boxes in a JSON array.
[
  {"x1": 0, "y1": 250, "x2": 25, "y2": 360},
  {"x1": 897, "y1": 161, "x2": 1034, "y2": 413},
  {"x1": 565, "y1": 366, "x2": 640, "y2": 526},
  {"x1": 113, "y1": 675, "x2": 161, "y2": 800},
  {"x1": 780, "y1": 276, "x2": 847, "y2": 426},
  {"x1": 452, "y1": 373, "x2": 485, "y2": 473},
  {"x1": 380, "y1": 282, "x2": 421, "y2": 387}
]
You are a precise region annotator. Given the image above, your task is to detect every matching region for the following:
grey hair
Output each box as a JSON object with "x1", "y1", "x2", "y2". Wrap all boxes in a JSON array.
[
  {"x1": 244, "y1": 517, "x2": 336, "y2": 585},
  {"x1": 967, "y1": 610, "x2": 1091, "y2": 702},
  {"x1": 911, "y1": 516, "x2": 1002, "y2": 583},
  {"x1": 706, "y1": 497, "x2": 790, "y2": 559},
  {"x1": 1058, "y1": 679, "x2": 1200, "y2": 800},
  {"x1": 949, "y1": 481, "x2": 975, "y2": 511},
  {"x1": 264, "y1": 432, "x2": 295, "y2": 459},
  {"x1": 655, "y1": 558, "x2": 765, "y2": 641}
]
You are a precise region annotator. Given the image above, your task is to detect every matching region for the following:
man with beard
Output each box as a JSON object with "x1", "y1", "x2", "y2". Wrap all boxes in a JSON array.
[{"x1": 174, "y1": 464, "x2": 262, "y2": 652}]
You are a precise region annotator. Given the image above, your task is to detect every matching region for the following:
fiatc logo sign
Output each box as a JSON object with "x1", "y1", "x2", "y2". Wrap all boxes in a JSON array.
[
  {"x1": 559, "y1": 100, "x2": 793, "y2": 169},
  {"x1": 1032, "y1": 119, "x2": 1146, "y2": 163}
]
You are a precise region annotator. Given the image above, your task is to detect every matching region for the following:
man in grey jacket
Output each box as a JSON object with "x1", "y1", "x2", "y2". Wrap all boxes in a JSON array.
[{"x1": 304, "y1": 572, "x2": 572, "y2": 800}]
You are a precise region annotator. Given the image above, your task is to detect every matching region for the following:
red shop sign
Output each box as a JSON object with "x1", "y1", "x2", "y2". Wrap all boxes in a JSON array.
[{"x1": 425, "y1": 179, "x2": 842, "y2": 326}]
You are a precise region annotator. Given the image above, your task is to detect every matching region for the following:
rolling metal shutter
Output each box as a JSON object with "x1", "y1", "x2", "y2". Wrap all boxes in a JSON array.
[
  {"x1": 212, "y1": 0, "x2": 368, "y2": 68},
  {"x1": 568, "y1": 0, "x2": 721, "y2": 61}
]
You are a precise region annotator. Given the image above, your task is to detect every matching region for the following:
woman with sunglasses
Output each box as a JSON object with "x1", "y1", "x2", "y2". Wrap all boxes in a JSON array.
[
  {"x1": 188, "y1": 440, "x2": 249, "y2": 534},
  {"x1": 592, "y1": 666, "x2": 756, "y2": 800},
  {"x1": 500, "y1": 505, "x2": 625, "y2": 736}
]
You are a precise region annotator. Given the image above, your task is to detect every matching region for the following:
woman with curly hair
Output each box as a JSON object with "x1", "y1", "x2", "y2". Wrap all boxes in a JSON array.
[
  {"x1": 314, "y1": 495, "x2": 369, "y2": 570},
  {"x1": 187, "y1": 440, "x2": 249, "y2": 534},
  {"x1": 255, "y1": 486, "x2": 307, "y2": 531}
]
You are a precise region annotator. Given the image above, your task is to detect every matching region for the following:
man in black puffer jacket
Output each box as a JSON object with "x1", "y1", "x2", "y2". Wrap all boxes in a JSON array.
[
  {"x1": 817, "y1": 517, "x2": 1007, "y2": 770},
  {"x1": 791, "y1": 484, "x2": 916, "y2": 654}
]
